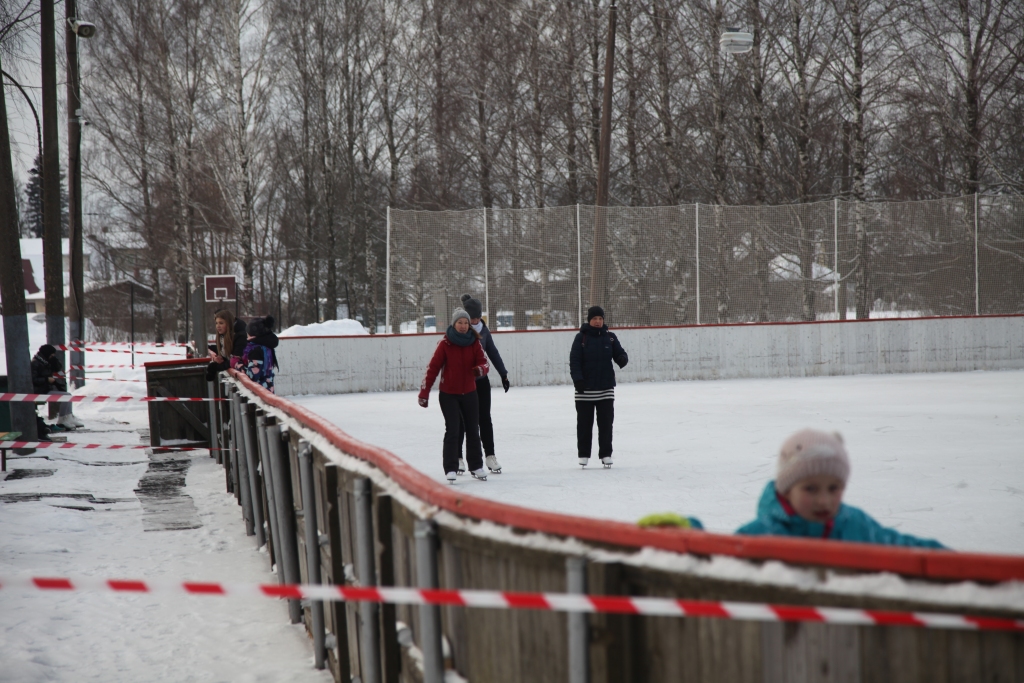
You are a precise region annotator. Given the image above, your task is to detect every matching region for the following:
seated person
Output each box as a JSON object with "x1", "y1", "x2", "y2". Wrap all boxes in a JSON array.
[
  {"x1": 736, "y1": 428, "x2": 945, "y2": 548},
  {"x1": 31, "y1": 344, "x2": 83, "y2": 430}
]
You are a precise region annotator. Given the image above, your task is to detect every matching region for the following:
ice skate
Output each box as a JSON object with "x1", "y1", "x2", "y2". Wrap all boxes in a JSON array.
[
  {"x1": 578, "y1": 457, "x2": 589, "y2": 468},
  {"x1": 470, "y1": 468, "x2": 488, "y2": 481},
  {"x1": 601, "y1": 456, "x2": 613, "y2": 468},
  {"x1": 446, "y1": 472, "x2": 457, "y2": 484},
  {"x1": 485, "y1": 455, "x2": 502, "y2": 473},
  {"x1": 457, "y1": 458, "x2": 467, "y2": 475}
]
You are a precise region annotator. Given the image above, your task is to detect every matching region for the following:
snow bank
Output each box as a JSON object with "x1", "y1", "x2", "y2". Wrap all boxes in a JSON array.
[{"x1": 279, "y1": 318, "x2": 369, "y2": 337}]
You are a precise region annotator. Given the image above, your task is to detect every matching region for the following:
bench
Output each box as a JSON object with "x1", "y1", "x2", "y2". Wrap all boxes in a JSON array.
[{"x1": 0, "y1": 431, "x2": 22, "y2": 472}]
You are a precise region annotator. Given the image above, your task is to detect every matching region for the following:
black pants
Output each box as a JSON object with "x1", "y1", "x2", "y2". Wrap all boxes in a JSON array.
[
  {"x1": 439, "y1": 391, "x2": 483, "y2": 474},
  {"x1": 576, "y1": 399, "x2": 614, "y2": 459},
  {"x1": 458, "y1": 377, "x2": 494, "y2": 456}
]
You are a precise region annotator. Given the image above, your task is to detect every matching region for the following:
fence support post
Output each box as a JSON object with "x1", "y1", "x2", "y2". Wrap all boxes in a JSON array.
[
  {"x1": 256, "y1": 413, "x2": 282, "y2": 571},
  {"x1": 385, "y1": 206, "x2": 391, "y2": 333},
  {"x1": 414, "y1": 519, "x2": 443, "y2": 683},
  {"x1": 241, "y1": 402, "x2": 266, "y2": 548},
  {"x1": 576, "y1": 204, "x2": 582, "y2": 327},
  {"x1": 298, "y1": 439, "x2": 326, "y2": 670},
  {"x1": 207, "y1": 380, "x2": 218, "y2": 456},
  {"x1": 483, "y1": 208, "x2": 490, "y2": 325},
  {"x1": 834, "y1": 197, "x2": 840, "y2": 317},
  {"x1": 355, "y1": 477, "x2": 381, "y2": 683},
  {"x1": 567, "y1": 557, "x2": 590, "y2": 683},
  {"x1": 268, "y1": 423, "x2": 302, "y2": 624},
  {"x1": 231, "y1": 392, "x2": 254, "y2": 535},
  {"x1": 695, "y1": 203, "x2": 701, "y2": 325},
  {"x1": 974, "y1": 193, "x2": 980, "y2": 316}
]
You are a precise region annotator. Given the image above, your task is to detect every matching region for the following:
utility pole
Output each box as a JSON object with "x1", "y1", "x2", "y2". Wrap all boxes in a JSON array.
[
  {"x1": 66, "y1": 0, "x2": 87, "y2": 386},
  {"x1": 0, "y1": 61, "x2": 39, "y2": 440},
  {"x1": 589, "y1": 0, "x2": 617, "y2": 311},
  {"x1": 41, "y1": 0, "x2": 66, "y2": 365}
]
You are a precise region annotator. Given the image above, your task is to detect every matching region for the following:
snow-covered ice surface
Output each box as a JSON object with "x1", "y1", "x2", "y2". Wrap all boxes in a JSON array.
[
  {"x1": 0, "y1": 401, "x2": 330, "y2": 683},
  {"x1": 291, "y1": 370, "x2": 1024, "y2": 555}
]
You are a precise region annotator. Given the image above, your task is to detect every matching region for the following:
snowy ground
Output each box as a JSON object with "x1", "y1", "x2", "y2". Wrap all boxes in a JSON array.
[
  {"x1": 0, "y1": 399, "x2": 329, "y2": 683},
  {"x1": 292, "y1": 370, "x2": 1024, "y2": 555}
]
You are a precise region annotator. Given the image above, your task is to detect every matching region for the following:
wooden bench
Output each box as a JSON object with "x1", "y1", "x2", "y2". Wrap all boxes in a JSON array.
[{"x1": 0, "y1": 431, "x2": 22, "y2": 472}]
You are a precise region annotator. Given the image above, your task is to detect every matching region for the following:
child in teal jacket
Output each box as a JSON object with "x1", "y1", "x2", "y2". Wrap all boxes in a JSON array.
[{"x1": 736, "y1": 429, "x2": 945, "y2": 549}]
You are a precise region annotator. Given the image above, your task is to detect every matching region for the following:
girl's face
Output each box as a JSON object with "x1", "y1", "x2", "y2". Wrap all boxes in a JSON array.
[
  {"x1": 784, "y1": 475, "x2": 845, "y2": 523},
  {"x1": 454, "y1": 318, "x2": 470, "y2": 333},
  {"x1": 215, "y1": 318, "x2": 228, "y2": 335},
  {"x1": 589, "y1": 315, "x2": 604, "y2": 328}
]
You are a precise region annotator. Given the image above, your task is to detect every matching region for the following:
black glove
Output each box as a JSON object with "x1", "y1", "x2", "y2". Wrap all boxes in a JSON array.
[
  {"x1": 501, "y1": 374, "x2": 510, "y2": 393},
  {"x1": 573, "y1": 380, "x2": 586, "y2": 393}
]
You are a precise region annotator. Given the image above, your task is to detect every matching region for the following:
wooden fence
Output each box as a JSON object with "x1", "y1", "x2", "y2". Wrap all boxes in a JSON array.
[{"x1": 211, "y1": 370, "x2": 1024, "y2": 683}]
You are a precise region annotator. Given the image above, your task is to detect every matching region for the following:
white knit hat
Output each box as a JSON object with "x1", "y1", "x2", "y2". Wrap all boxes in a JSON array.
[{"x1": 775, "y1": 429, "x2": 850, "y2": 494}]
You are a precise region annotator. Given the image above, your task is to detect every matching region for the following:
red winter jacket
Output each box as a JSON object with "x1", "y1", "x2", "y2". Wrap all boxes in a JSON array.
[{"x1": 419, "y1": 335, "x2": 489, "y2": 398}]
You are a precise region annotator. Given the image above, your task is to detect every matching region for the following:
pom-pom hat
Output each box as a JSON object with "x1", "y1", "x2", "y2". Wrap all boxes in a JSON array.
[
  {"x1": 775, "y1": 429, "x2": 850, "y2": 494},
  {"x1": 460, "y1": 294, "x2": 483, "y2": 319},
  {"x1": 451, "y1": 308, "x2": 470, "y2": 326}
]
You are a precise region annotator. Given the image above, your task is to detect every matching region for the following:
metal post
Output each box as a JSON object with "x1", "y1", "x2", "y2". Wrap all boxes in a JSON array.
[
  {"x1": 231, "y1": 393, "x2": 255, "y2": 535},
  {"x1": 355, "y1": 478, "x2": 381, "y2": 683},
  {"x1": 267, "y1": 424, "x2": 302, "y2": 623},
  {"x1": 834, "y1": 197, "x2": 840, "y2": 316},
  {"x1": 227, "y1": 384, "x2": 240, "y2": 496},
  {"x1": 695, "y1": 203, "x2": 701, "y2": 325},
  {"x1": 207, "y1": 381, "x2": 219, "y2": 455},
  {"x1": 385, "y1": 206, "x2": 391, "y2": 333},
  {"x1": 974, "y1": 193, "x2": 980, "y2": 316},
  {"x1": 130, "y1": 282, "x2": 135, "y2": 368},
  {"x1": 576, "y1": 204, "x2": 582, "y2": 327},
  {"x1": 566, "y1": 557, "x2": 590, "y2": 683},
  {"x1": 298, "y1": 440, "x2": 326, "y2": 670},
  {"x1": 483, "y1": 208, "x2": 490, "y2": 325},
  {"x1": 256, "y1": 414, "x2": 283, "y2": 572},
  {"x1": 414, "y1": 519, "x2": 443, "y2": 683},
  {"x1": 241, "y1": 402, "x2": 267, "y2": 548}
]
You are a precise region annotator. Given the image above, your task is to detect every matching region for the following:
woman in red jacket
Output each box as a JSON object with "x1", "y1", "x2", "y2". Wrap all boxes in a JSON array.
[{"x1": 419, "y1": 308, "x2": 490, "y2": 483}]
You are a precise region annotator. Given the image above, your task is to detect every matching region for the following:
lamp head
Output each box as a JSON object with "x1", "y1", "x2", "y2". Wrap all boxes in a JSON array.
[
  {"x1": 69, "y1": 19, "x2": 97, "y2": 38},
  {"x1": 720, "y1": 27, "x2": 753, "y2": 54}
]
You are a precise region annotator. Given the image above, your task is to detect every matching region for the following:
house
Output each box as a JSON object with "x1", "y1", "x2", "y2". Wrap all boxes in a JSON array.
[{"x1": 2, "y1": 239, "x2": 94, "y2": 313}]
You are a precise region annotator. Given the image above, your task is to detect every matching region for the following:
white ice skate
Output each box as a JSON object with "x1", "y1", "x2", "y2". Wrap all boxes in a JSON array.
[
  {"x1": 601, "y1": 456, "x2": 613, "y2": 468},
  {"x1": 57, "y1": 414, "x2": 79, "y2": 430},
  {"x1": 457, "y1": 458, "x2": 467, "y2": 475},
  {"x1": 470, "y1": 468, "x2": 488, "y2": 481},
  {"x1": 578, "y1": 457, "x2": 589, "y2": 468},
  {"x1": 446, "y1": 472, "x2": 457, "y2": 484},
  {"x1": 485, "y1": 455, "x2": 502, "y2": 473}
]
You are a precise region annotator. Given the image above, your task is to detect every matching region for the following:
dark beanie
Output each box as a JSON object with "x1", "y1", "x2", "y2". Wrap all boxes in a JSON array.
[
  {"x1": 587, "y1": 306, "x2": 605, "y2": 323},
  {"x1": 247, "y1": 315, "x2": 274, "y2": 337},
  {"x1": 39, "y1": 344, "x2": 57, "y2": 357},
  {"x1": 461, "y1": 294, "x2": 483, "y2": 319}
]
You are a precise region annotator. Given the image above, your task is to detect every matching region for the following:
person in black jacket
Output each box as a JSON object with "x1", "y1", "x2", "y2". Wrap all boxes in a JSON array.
[
  {"x1": 206, "y1": 309, "x2": 247, "y2": 380},
  {"x1": 31, "y1": 344, "x2": 83, "y2": 430},
  {"x1": 457, "y1": 294, "x2": 510, "y2": 474},
  {"x1": 569, "y1": 306, "x2": 628, "y2": 468},
  {"x1": 239, "y1": 316, "x2": 280, "y2": 392}
]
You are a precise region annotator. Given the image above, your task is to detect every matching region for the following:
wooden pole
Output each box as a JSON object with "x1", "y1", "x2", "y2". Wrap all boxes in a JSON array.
[
  {"x1": 41, "y1": 0, "x2": 66, "y2": 360},
  {"x1": 66, "y1": 0, "x2": 85, "y2": 387},
  {"x1": 588, "y1": 1, "x2": 617, "y2": 311}
]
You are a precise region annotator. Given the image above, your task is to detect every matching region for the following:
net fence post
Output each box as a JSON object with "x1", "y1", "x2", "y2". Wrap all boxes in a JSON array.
[
  {"x1": 974, "y1": 193, "x2": 979, "y2": 316},
  {"x1": 385, "y1": 206, "x2": 391, "y2": 333},
  {"x1": 695, "y1": 203, "x2": 701, "y2": 325},
  {"x1": 834, "y1": 197, "x2": 839, "y2": 317},
  {"x1": 576, "y1": 203, "x2": 582, "y2": 327},
  {"x1": 483, "y1": 207, "x2": 490, "y2": 324}
]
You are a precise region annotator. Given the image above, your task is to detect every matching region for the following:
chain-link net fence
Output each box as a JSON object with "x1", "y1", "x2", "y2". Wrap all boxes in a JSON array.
[{"x1": 385, "y1": 195, "x2": 1024, "y2": 331}]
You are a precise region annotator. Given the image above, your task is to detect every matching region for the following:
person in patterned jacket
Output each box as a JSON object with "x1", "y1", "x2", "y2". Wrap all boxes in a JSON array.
[{"x1": 237, "y1": 316, "x2": 279, "y2": 392}]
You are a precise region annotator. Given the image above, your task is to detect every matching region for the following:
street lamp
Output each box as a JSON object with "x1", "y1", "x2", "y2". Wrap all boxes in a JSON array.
[{"x1": 720, "y1": 27, "x2": 753, "y2": 54}]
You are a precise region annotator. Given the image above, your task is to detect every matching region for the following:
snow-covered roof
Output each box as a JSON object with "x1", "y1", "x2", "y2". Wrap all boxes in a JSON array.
[{"x1": 19, "y1": 238, "x2": 92, "y2": 256}]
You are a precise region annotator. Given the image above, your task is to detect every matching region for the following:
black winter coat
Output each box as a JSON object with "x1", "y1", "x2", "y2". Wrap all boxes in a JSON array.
[
  {"x1": 569, "y1": 324, "x2": 628, "y2": 391},
  {"x1": 31, "y1": 354, "x2": 63, "y2": 393},
  {"x1": 208, "y1": 318, "x2": 249, "y2": 376},
  {"x1": 476, "y1": 322, "x2": 508, "y2": 377}
]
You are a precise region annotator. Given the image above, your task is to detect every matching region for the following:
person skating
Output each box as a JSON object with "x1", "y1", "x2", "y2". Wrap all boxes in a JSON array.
[
  {"x1": 569, "y1": 306, "x2": 628, "y2": 468},
  {"x1": 31, "y1": 344, "x2": 84, "y2": 431},
  {"x1": 237, "y1": 316, "x2": 279, "y2": 392},
  {"x1": 418, "y1": 308, "x2": 490, "y2": 484},
  {"x1": 456, "y1": 293, "x2": 510, "y2": 474}
]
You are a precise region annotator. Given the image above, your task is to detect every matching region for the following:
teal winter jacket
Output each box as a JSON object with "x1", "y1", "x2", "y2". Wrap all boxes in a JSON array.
[{"x1": 736, "y1": 481, "x2": 945, "y2": 549}]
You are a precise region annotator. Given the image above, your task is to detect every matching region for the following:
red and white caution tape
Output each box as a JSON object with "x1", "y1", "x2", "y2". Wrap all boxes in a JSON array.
[
  {"x1": 1, "y1": 576, "x2": 1020, "y2": 633},
  {"x1": 71, "y1": 341, "x2": 188, "y2": 347},
  {"x1": 0, "y1": 394, "x2": 224, "y2": 403},
  {"x1": 0, "y1": 441, "x2": 220, "y2": 451},
  {"x1": 70, "y1": 365, "x2": 138, "y2": 370},
  {"x1": 57, "y1": 345, "x2": 182, "y2": 356},
  {"x1": 55, "y1": 372, "x2": 145, "y2": 383}
]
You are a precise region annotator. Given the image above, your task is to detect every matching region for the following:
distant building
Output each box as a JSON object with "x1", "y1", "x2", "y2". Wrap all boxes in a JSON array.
[{"x1": 2, "y1": 239, "x2": 94, "y2": 314}]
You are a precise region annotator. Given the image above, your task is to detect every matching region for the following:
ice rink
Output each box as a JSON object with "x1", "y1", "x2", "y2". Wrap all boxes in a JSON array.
[{"x1": 293, "y1": 370, "x2": 1024, "y2": 555}]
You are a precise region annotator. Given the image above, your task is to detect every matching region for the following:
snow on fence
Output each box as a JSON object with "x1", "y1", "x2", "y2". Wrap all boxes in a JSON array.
[
  {"x1": 273, "y1": 314, "x2": 1024, "y2": 396},
  {"x1": 215, "y1": 369, "x2": 1024, "y2": 683}
]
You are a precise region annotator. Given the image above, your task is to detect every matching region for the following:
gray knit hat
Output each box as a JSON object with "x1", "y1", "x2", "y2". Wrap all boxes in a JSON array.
[
  {"x1": 451, "y1": 308, "x2": 470, "y2": 326},
  {"x1": 775, "y1": 429, "x2": 850, "y2": 494}
]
